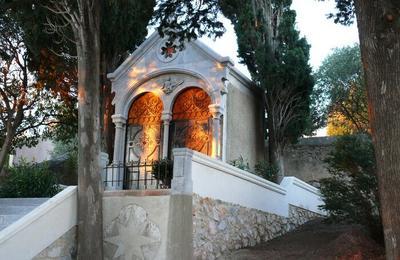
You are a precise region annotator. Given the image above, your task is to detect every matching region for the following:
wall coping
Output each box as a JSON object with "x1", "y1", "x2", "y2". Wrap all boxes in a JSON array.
[
  {"x1": 104, "y1": 189, "x2": 171, "y2": 197},
  {"x1": 0, "y1": 186, "x2": 77, "y2": 244},
  {"x1": 188, "y1": 149, "x2": 287, "y2": 195},
  {"x1": 280, "y1": 177, "x2": 321, "y2": 196}
]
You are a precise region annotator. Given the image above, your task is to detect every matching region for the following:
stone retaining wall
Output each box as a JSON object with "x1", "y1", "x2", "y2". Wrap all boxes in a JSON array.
[
  {"x1": 192, "y1": 194, "x2": 322, "y2": 259},
  {"x1": 283, "y1": 137, "x2": 336, "y2": 184}
]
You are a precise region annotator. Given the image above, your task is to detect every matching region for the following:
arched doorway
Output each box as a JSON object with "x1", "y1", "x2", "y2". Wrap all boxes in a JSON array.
[
  {"x1": 126, "y1": 92, "x2": 163, "y2": 162},
  {"x1": 170, "y1": 87, "x2": 212, "y2": 156}
]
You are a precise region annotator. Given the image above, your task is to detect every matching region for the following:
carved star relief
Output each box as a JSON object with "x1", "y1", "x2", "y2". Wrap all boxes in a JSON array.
[{"x1": 104, "y1": 204, "x2": 161, "y2": 260}]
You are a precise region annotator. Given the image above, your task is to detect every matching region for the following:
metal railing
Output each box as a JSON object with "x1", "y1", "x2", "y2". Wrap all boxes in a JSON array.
[{"x1": 103, "y1": 159, "x2": 173, "y2": 190}]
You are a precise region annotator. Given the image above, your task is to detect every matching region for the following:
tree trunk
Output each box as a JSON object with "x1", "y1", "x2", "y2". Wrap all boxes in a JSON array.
[
  {"x1": 101, "y1": 73, "x2": 115, "y2": 158},
  {"x1": 268, "y1": 138, "x2": 285, "y2": 183},
  {"x1": 75, "y1": 0, "x2": 103, "y2": 258},
  {"x1": 354, "y1": 0, "x2": 400, "y2": 258},
  {"x1": 266, "y1": 104, "x2": 285, "y2": 182},
  {"x1": 100, "y1": 53, "x2": 115, "y2": 159},
  {"x1": 0, "y1": 105, "x2": 24, "y2": 173},
  {"x1": 0, "y1": 127, "x2": 14, "y2": 172}
]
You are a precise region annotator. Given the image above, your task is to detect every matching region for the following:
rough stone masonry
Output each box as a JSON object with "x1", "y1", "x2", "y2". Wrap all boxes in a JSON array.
[{"x1": 192, "y1": 194, "x2": 322, "y2": 259}]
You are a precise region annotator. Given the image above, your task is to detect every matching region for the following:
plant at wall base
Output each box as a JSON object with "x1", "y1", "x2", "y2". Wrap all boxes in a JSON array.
[
  {"x1": 319, "y1": 134, "x2": 382, "y2": 243},
  {"x1": 152, "y1": 159, "x2": 173, "y2": 188},
  {"x1": 0, "y1": 161, "x2": 61, "y2": 198},
  {"x1": 229, "y1": 156, "x2": 250, "y2": 172},
  {"x1": 254, "y1": 161, "x2": 279, "y2": 183}
]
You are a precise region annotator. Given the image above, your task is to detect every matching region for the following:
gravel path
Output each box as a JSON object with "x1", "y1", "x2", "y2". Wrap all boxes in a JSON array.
[{"x1": 225, "y1": 219, "x2": 384, "y2": 260}]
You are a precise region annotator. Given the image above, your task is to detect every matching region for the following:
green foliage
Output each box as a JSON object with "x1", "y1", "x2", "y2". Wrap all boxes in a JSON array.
[
  {"x1": 229, "y1": 155, "x2": 250, "y2": 171},
  {"x1": 327, "y1": 0, "x2": 356, "y2": 25},
  {"x1": 102, "y1": 0, "x2": 156, "y2": 69},
  {"x1": 1, "y1": 0, "x2": 156, "y2": 144},
  {"x1": 312, "y1": 45, "x2": 368, "y2": 134},
  {"x1": 319, "y1": 134, "x2": 382, "y2": 241},
  {"x1": 229, "y1": 156, "x2": 278, "y2": 183},
  {"x1": 254, "y1": 161, "x2": 278, "y2": 183},
  {"x1": 223, "y1": 0, "x2": 314, "y2": 144},
  {"x1": 0, "y1": 161, "x2": 61, "y2": 198},
  {"x1": 152, "y1": 0, "x2": 225, "y2": 48},
  {"x1": 151, "y1": 159, "x2": 173, "y2": 187},
  {"x1": 225, "y1": 0, "x2": 314, "y2": 154},
  {"x1": 0, "y1": 8, "x2": 57, "y2": 169}
]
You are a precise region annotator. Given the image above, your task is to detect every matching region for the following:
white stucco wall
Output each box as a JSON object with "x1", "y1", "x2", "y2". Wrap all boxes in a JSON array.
[
  {"x1": 225, "y1": 76, "x2": 265, "y2": 168},
  {"x1": 173, "y1": 148, "x2": 324, "y2": 218},
  {"x1": 191, "y1": 155, "x2": 288, "y2": 216},
  {"x1": 0, "y1": 187, "x2": 77, "y2": 260},
  {"x1": 13, "y1": 139, "x2": 55, "y2": 165}
]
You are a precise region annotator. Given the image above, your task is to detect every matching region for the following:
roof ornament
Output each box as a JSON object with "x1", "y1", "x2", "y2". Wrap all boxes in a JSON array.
[{"x1": 160, "y1": 41, "x2": 177, "y2": 58}]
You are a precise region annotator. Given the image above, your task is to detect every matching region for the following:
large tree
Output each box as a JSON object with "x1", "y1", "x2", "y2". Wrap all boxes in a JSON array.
[
  {"x1": 0, "y1": 0, "x2": 79, "y2": 144},
  {"x1": 329, "y1": 0, "x2": 400, "y2": 257},
  {"x1": 0, "y1": 11, "x2": 55, "y2": 172},
  {"x1": 154, "y1": 0, "x2": 314, "y2": 179},
  {"x1": 313, "y1": 45, "x2": 369, "y2": 135},
  {"x1": 3, "y1": 0, "x2": 155, "y2": 157},
  {"x1": 43, "y1": 0, "x2": 102, "y2": 258},
  {"x1": 220, "y1": 0, "x2": 314, "y2": 179}
]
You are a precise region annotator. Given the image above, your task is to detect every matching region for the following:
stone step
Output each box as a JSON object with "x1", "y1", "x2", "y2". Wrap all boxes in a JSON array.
[
  {"x1": 0, "y1": 198, "x2": 48, "y2": 207},
  {"x1": 0, "y1": 214, "x2": 24, "y2": 231},
  {"x1": 0, "y1": 198, "x2": 49, "y2": 232},
  {"x1": 0, "y1": 206, "x2": 37, "y2": 215}
]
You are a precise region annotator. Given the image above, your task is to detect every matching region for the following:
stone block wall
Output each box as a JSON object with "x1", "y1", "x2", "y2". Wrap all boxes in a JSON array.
[
  {"x1": 283, "y1": 137, "x2": 336, "y2": 184},
  {"x1": 192, "y1": 194, "x2": 322, "y2": 259},
  {"x1": 33, "y1": 226, "x2": 77, "y2": 260}
]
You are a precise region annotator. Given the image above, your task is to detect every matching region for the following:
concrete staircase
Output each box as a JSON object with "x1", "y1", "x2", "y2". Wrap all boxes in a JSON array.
[{"x1": 0, "y1": 198, "x2": 48, "y2": 231}]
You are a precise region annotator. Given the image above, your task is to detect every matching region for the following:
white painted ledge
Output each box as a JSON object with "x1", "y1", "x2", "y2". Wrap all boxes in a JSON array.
[
  {"x1": 173, "y1": 148, "x2": 324, "y2": 217},
  {"x1": 0, "y1": 186, "x2": 77, "y2": 260},
  {"x1": 191, "y1": 151, "x2": 286, "y2": 195}
]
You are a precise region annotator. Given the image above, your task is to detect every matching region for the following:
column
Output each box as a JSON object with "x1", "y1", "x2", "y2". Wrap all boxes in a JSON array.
[
  {"x1": 161, "y1": 112, "x2": 172, "y2": 159},
  {"x1": 108, "y1": 114, "x2": 126, "y2": 190},
  {"x1": 111, "y1": 114, "x2": 127, "y2": 164},
  {"x1": 208, "y1": 104, "x2": 223, "y2": 159}
]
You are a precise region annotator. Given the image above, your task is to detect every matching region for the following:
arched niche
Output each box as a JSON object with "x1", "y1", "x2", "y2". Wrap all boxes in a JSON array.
[
  {"x1": 169, "y1": 87, "x2": 212, "y2": 156},
  {"x1": 125, "y1": 92, "x2": 163, "y2": 162},
  {"x1": 115, "y1": 70, "x2": 221, "y2": 117}
]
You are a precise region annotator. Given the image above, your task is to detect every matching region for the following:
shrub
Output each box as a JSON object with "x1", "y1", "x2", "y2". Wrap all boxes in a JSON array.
[
  {"x1": 229, "y1": 155, "x2": 250, "y2": 171},
  {"x1": 152, "y1": 159, "x2": 173, "y2": 188},
  {"x1": 319, "y1": 134, "x2": 382, "y2": 242},
  {"x1": 0, "y1": 162, "x2": 61, "y2": 198},
  {"x1": 254, "y1": 161, "x2": 278, "y2": 183}
]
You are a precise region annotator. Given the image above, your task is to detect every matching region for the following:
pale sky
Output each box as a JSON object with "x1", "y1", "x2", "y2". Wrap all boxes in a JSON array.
[{"x1": 201, "y1": 0, "x2": 360, "y2": 78}]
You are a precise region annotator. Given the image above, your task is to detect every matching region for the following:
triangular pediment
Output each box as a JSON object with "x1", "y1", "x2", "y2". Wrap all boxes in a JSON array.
[{"x1": 108, "y1": 32, "x2": 235, "y2": 83}]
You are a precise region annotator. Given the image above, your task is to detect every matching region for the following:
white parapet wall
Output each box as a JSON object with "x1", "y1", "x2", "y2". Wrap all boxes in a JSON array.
[
  {"x1": 0, "y1": 186, "x2": 77, "y2": 260},
  {"x1": 172, "y1": 148, "x2": 324, "y2": 217}
]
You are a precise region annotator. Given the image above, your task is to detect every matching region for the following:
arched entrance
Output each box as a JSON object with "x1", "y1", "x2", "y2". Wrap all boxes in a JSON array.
[
  {"x1": 169, "y1": 87, "x2": 212, "y2": 156},
  {"x1": 126, "y1": 92, "x2": 163, "y2": 162}
]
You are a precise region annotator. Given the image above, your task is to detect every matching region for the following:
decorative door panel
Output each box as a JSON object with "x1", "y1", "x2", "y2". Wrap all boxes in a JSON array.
[
  {"x1": 126, "y1": 93, "x2": 163, "y2": 162},
  {"x1": 170, "y1": 120, "x2": 211, "y2": 155},
  {"x1": 126, "y1": 124, "x2": 161, "y2": 162},
  {"x1": 170, "y1": 87, "x2": 212, "y2": 156}
]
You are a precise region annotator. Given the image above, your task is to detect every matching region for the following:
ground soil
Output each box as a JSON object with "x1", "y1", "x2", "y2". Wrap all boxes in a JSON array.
[{"x1": 226, "y1": 219, "x2": 385, "y2": 260}]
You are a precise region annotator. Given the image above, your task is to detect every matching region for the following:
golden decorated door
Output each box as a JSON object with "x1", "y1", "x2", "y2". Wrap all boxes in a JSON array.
[
  {"x1": 126, "y1": 92, "x2": 163, "y2": 162},
  {"x1": 170, "y1": 87, "x2": 212, "y2": 156}
]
